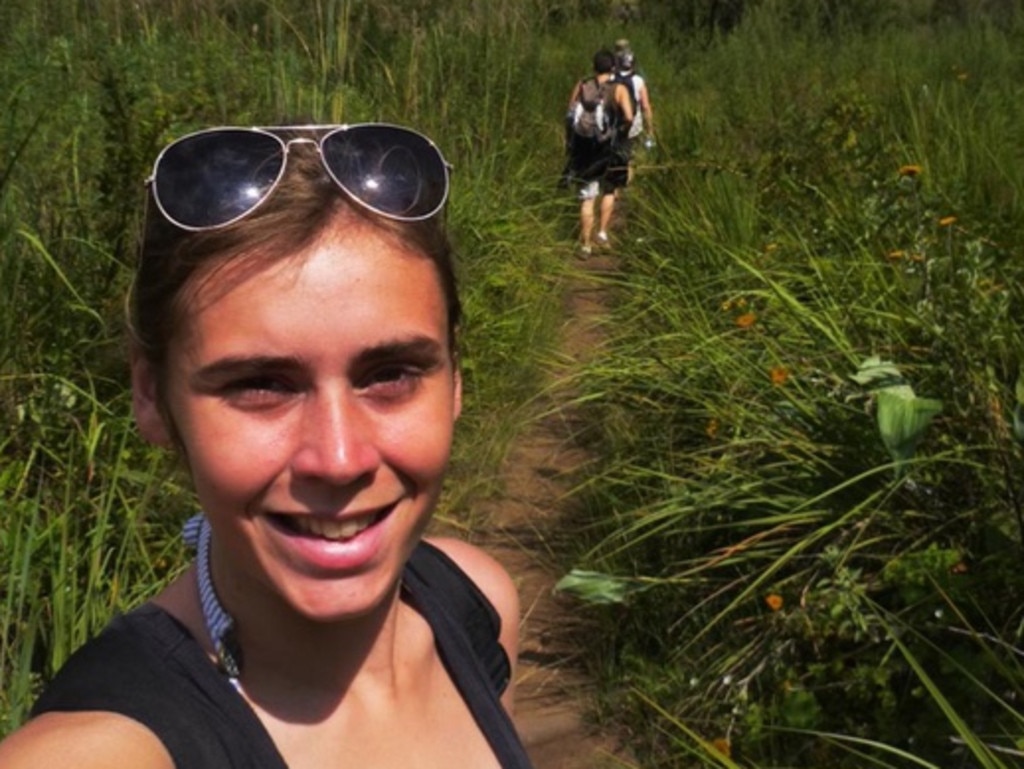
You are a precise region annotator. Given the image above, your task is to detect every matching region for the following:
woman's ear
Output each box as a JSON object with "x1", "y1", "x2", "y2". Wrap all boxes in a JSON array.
[
  {"x1": 449, "y1": 349, "x2": 463, "y2": 421},
  {"x1": 130, "y1": 350, "x2": 173, "y2": 447},
  {"x1": 453, "y1": 365, "x2": 463, "y2": 421}
]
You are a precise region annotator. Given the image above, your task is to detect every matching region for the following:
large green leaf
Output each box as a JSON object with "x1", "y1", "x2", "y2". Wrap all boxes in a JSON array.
[
  {"x1": 554, "y1": 569, "x2": 641, "y2": 605},
  {"x1": 876, "y1": 390, "x2": 943, "y2": 468},
  {"x1": 850, "y1": 355, "x2": 905, "y2": 390}
]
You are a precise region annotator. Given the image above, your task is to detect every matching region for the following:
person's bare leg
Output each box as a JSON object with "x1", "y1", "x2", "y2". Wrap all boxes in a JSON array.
[
  {"x1": 598, "y1": 192, "x2": 616, "y2": 240},
  {"x1": 580, "y1": 196, "x2": 596, "y2": 251}
]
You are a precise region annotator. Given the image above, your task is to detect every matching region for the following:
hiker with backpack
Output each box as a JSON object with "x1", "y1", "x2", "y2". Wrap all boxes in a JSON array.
[
  {"x1": 564, "y1": 48, "x2": 634, "y2": 256},
  {"x1": 613, "y1": 39, "x2": 656, "y2": 172}
]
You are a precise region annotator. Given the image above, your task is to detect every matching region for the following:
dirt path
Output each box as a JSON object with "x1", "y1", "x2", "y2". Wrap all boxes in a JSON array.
[{"x1": 465, "y1": 253, "x2": 636, "y2": 767}]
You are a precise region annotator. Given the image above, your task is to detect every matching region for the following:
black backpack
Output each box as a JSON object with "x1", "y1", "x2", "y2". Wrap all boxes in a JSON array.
[{"x1": 613, "y1": 71, "x2": 639, "y2": 117}]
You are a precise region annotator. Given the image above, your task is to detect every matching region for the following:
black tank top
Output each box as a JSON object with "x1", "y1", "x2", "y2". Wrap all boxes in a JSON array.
[{"x1": 31, "y1": 541, "x2": 534, "y2": 768}]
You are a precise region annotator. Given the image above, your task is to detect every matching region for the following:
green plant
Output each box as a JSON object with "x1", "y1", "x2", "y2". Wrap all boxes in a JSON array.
[{"x1": 556, "y1": 9, "x2": 1024, "y2": 767}]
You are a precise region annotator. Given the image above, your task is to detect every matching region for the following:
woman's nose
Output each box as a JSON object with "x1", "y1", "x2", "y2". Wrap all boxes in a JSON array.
[{"x1": 291, "y1": 389, "x2": 381, "y2": 484}]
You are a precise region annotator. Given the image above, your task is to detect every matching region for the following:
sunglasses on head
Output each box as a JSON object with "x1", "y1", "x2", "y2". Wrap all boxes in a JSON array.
[{"x1": 147, "y1": 123, "x2": 451, "y2": 231}]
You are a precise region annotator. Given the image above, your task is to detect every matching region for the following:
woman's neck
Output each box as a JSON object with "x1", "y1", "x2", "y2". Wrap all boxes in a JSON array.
[{"x1": 154, "y1": 530, "x2": 413, "y2": 718}]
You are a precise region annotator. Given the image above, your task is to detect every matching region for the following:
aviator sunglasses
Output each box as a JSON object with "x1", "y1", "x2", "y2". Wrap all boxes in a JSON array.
[{"x1": 147, "y1": 123, "x2": 451, "y2": 231}]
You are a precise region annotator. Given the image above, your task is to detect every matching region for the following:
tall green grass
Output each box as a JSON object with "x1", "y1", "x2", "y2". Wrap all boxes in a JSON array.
[
  {"x1": 556, "y1": 6, "x2": 1024, "y2": 767},
  {"x1": 6, "y1": 1, "x2": 1024, "y2": 765}
]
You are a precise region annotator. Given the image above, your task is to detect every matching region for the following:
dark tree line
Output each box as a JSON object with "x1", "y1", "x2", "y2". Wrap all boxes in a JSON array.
[{"x1": 632, "y1": 0, "x2": 1021, "y2": 51}]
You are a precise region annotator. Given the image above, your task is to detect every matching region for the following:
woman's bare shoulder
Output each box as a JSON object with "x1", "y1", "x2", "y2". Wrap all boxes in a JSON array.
[
  {"x1": 0, "y1": 711, "x2": 173, "y2": 769},
  {"x1": 425, "y1": 536, "x2": 522, "y2": 711},
  {"x1": 426, "y1": 538, "x2": 519, "y2": 615}
]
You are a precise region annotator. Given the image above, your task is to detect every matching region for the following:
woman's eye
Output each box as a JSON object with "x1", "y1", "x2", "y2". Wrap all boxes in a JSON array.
[
  {"x1": 221, "y1": 377, "x2": 295, "y2": 407},
  {"x1": 361, "y1": 365, "x2": 423, "y2": 398}
]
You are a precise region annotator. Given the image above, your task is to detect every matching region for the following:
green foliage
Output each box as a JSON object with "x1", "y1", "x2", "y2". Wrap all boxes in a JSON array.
[
  {"x1": 4, "y1": 1, "x2": 1024, "y2": 767},
  {"x1": 851, "y1": 356, "x2": 943, "y2": 476},
  {"x1": 557, "y1": 6, "x2": 1024, "y2": 768}
]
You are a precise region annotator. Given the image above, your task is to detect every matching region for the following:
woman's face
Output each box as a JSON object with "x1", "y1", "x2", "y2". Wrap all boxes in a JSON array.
[{"x1": 132, "y1": 218, "x2": 461, "y2": 623}]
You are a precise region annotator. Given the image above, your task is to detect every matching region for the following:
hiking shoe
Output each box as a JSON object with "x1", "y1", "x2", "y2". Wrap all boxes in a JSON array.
[
  {"x1": 577, "y1": 244, "x2": 592, "y2": 258},
  {"x1": 596, "y1": 231, "x2": 609, "y2": 245}
]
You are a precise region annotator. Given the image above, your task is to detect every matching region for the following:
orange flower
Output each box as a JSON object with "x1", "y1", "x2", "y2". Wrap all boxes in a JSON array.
[
  {"x1": 711, "y1": 738, "x2": 732, "y2": 757},
  {"x1": 899, "y1": 164, "x2": 922, "y2": 177},
  {"x1": 735, "y1": 312, "x2": 756, "y2": 329},
  {"x1": 765, "y1": 594, "x2": 784, "y2": 611},
  {"x1": 770, "y1": 366, "x2": 789, "y2": 386},
  {"x1": 939, "y1": 215, "x2": 957, "y2": 227}
]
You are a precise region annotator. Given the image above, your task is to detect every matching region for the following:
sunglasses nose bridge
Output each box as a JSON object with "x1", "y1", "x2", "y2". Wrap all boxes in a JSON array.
[
  {"x1": 281, "y1": 136, "x2": 319, "y2": 149},
  {"x1": 277, "y1": 136, "x2": 319, "y2": 168}
]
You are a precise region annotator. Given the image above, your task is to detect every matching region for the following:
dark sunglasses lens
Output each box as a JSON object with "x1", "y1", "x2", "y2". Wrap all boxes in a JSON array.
[
  {"x1": 154, "y1": 130, "x2": 284, "y2": 229},
  {"x1": 321, "y1": 125, "x2": 448, "y2": 219}
]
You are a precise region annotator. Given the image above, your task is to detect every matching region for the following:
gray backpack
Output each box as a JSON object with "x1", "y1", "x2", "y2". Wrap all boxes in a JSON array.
[{"x1": 571, "y1": 78, "x2": 616, "y2": 143}]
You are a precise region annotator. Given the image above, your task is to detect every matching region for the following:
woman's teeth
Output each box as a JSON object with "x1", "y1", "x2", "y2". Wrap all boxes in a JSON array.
[{"x1": 293, "y1": 515, "x2": 376, "y2": 541}]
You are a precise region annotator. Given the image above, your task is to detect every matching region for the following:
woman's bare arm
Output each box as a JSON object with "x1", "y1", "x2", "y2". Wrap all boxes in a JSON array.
[
  {"x1": 616, "y1": 82, "x2": 635, "y2": 128},
  {"x1": 567, "y1": 80, "x2": 582, "y2": 110},
  {"x1": 639, "y1": 81, "x2": 654, "y2": 136},
  {"x1": 0, "y1": 711, "x2": 173, "y2": 769}
]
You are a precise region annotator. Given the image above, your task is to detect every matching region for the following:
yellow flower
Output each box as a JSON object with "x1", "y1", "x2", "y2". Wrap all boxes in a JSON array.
[
  {"x1": 765, "y1": 593, "x2": 784, "y2": 611},
  {"x1": 770, "y1": 366, "x2": 789, "y2": 386},
  {"x1": 721, "y1": 299, "x2": 733, "y2": 312},
  {"x1": 711, "y1": 738, "x2": 732, "y2": 758},
  {"x1": 735, "y1": 312, "x2": 756, "y2": 329},
  {"x1": 939, "y1": 215, "x2": 957, "y2": 227},
  {"x1": 764, "y1": 242, "x2": 779, "y2": 254},
  {"x1": 899, "y1": 164, "x2": 922, "y2": 177},
  {"x1": 706, "y1": 418, "x2": 720, "y2": 439},
  {"x1": 886, "y1": 250, "x2": 905, "y2": 261}
]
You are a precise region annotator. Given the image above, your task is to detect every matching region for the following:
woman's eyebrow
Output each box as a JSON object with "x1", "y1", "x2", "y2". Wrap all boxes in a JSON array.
[
  {"x1": 355, "y1": 336, "x2": 446, "y2": 365},
  {"x1": 188, "y1": 337, "x2": 448, "y2": 387},
  {"x1": 189, "y1": 355, "x2": 304, "y2": 388}
]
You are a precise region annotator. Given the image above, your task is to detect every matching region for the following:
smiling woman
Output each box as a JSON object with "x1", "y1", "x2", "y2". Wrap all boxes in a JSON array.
[{"x1": 0, "y1": 125, "x2": 534, "y2": 768}]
